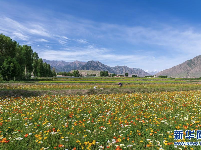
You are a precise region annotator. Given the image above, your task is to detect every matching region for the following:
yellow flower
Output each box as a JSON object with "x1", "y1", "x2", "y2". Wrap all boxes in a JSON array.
[
  {"x1": 38, "y1": 137, "x2": 42, "y2": 140},
  {"x1": 76, "y1": 140, "x2": 80, "y2": 143},
  {"x1": 117, "y1": 138, "x2": 122, "y2": 142},
  {"x1": 163, "y1": 140, "x2": 168, "y2": 145},
  {"x1": 92, "y1": 140, "x2": 96, "y2": 145}
]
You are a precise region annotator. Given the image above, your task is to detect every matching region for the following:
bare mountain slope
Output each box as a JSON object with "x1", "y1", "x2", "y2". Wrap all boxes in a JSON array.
[
  {"x1": 156, "y1": 55, "x2": 201, "y2": 78},
  {"x1": 43, "y1": 59, "x2": 150, "y2": 77}
]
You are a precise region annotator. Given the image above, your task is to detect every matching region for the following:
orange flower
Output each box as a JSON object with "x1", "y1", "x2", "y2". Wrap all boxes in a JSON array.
[
  {"x1": 146, "y1": 144, "x2": 152, "y2": 147},
  {"x1": 183, "y1": 125, "x2": 188, "y2": 129},
  {"x1": 24, "y1": 134, "x2": 28, "y2": 137},
  {"x1": 116, "y1": 146, "x2": 122, "y2": 150},
  {"x1": 0, "y1": 138, "x2": 9, "y2": 143},
  {"x1": 167, "y1": 142, "x2": 173, "y2": 145},
  {"x1": 58, "y1": 144, "x2": 64, "y2": 147}
]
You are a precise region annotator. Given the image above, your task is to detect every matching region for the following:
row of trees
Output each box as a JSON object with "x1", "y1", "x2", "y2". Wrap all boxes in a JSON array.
[
  {"x1": 57, "y1": 70, "x2": 81, "y2": 77},
  {"x1": 100, "y1": 71, "x2": 109, "y2": 77},
  {"x1": 100, "y1": 71, "x2": 117, "y2": 77},
  {"x1": 0, "y1": 34, "x2": 56, "y2": 80},
  {"x1": 100, "y1": 71, "x2": 137, "y2": 77}
]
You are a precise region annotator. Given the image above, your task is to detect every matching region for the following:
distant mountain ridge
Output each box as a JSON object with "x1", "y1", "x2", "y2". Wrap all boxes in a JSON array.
[
  {"x1": 156, "y1": 55, "x2": 201, "y2": 78},
  {"x1": 81, "y1": 61, "x2": 114, "y2": 73},
  {"x1": 147, "y1": 71, "x2": 159, "y2": 75},
  {"x1": 43, "y1": 59, "x2": 150, "y2": 77}
]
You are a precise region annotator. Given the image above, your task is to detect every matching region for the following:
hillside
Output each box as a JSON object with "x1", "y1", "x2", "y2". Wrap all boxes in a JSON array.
[
  {"x1": 111, "y1": 66, "x2": 150, "y2": 77},
  {"x1": 80, "y1": 61, "x2": 114, "y2": 73},
  {"x1": 156, "y1": 55, "x2": 201, "y2": 78},
  {"x1": 43, "y1": 60, "x2": 150, "y2": 77},
  {"x1": 43, "y1": 60, "x2": 86, "y2": 72}
]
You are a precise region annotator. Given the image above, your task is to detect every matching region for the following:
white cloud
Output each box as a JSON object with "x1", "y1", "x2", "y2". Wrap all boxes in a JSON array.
[
  {"x1": 37, "y1": 45, "x2": 152, "y2": 69},
  {"x1": 62, "y1": 36, "x2": 68, "y2": 40},
  {"x1": 13, "y1": 32, "x2": 29, "y2": 41},
  {"x1": 50, "y1": 15, "x2": 201, "y2": 59},
  {"x1": 0, "y1": 16, "x2": 50, "y2": 41},
  {"x1": 54, "y1": 35, "x2": 69, "y2": 45},
  {"x1": 29, "y1": 28, "x2": 49, "y2": 37},
  {"x1": 58, "y1": 40, "x2": 67, "y2": 45},
  {"x1": 76, "y1": 39, "x2": 88, "y2": 44},
  {"x1": 36, "y1": 39, "x2": 49, "y2": 42},
  {"x1": 122, "y1": 25, "x2": 201, "y2": 56}
]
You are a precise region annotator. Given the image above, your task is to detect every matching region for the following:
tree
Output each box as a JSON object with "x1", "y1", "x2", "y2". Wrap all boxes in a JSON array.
[
  {"x1": 100, "y1": 71, "x2": 108, "y2": 77},
  {"x1": 132, "y1": 75, "x2": 137, "y2": 77},
  {"x1": 66, "y1": 72, "x2": 73, "y2": 76},
  {"x1": 43, "y1": 62, "x2": 48, "y2": 77},
  {"x1": 104, "y1": 71, "x2": 108, "y2": 77},
  {"x1": 20, "y1": 45, "x2": 33, "y2": 78},
  {"x1": 0, "y1": 34, "x2": 17, "y2": 59},
  {"x1": 111, "y1": 73, "x2": 116, "y2": 77},
  {"x1": 125, "y1": 73, "x2": 128, "y2": 77},
  {"x1": 158, "y1": 75, "x2": 167, "y2": 78},
  {"x1": 42, "y1": 63, "x2": 53, "y2": 77},
  {"x1": 0, "y1": 57, "x2": 20, "y2": 80},
  {"x1": 37, "y1": 58, "x2": 44, "y2": 77},
  {"x1": 32, "y1": 52, "x2": 39, "y2": 77},
  {"x1": 47, "y1": 64, "x2": 53, "y2": 77},
  {"x1": 73, "y1": 70, "x2": 80, "y2": 77},
  {"x1": 100, "y1": 71, "x2": 104, "y2": 77},
  {"x1": 0, "y1": 34, "x2": 54, "y2": 80},
  {"x1": 52, "y1": 68, "x2": 57, "y2": 77}
]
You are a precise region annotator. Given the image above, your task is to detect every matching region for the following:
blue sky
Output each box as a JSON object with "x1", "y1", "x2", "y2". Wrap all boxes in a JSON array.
[{"x1": 1, "y1": 0, "x2": 201, "y2": 72}]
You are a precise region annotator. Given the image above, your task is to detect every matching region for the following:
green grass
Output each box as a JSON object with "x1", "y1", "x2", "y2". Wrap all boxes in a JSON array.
[{"x1": 39, "y1": 80, "x2": 187, "y2": 84}]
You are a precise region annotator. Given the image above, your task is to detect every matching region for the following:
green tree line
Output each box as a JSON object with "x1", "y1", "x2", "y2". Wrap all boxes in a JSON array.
[
  {"x1": 57, "y1": 70, "x2": 81, "y2": 77},
  {"x1": 100, "y1": 71, "x2": 108, "y2": 77},
  {"x1": 0, "y1": 34, "x2": 56, "y2": 80}
]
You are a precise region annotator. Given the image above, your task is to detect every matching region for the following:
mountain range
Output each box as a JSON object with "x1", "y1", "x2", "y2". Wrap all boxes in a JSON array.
[
  {"x1": 43, "y1": 59, "x2": 150, "y2": 77},
  {"x1": 44, "y1": 54, "x2": 201, "y2": 78},
  {"x1": 156, "y1": 55, "x2": 201, "y2": 78}
]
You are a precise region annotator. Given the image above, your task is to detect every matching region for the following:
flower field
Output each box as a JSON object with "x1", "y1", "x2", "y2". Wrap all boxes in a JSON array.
[
  {"x1": 0, "y1": 82, "x2": 200, "y2": 91},
  {"x1": 0, "y1": 87, "x2": 201, "y2": 149}
]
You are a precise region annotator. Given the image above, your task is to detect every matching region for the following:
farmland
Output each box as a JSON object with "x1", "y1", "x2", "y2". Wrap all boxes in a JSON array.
[{"x1": 0, "y1": 77, "x2": 201, "y2": 150}]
